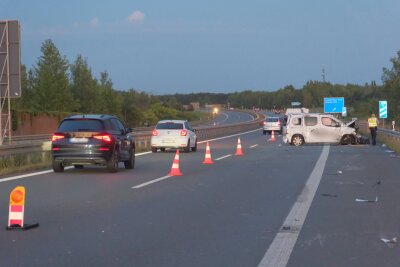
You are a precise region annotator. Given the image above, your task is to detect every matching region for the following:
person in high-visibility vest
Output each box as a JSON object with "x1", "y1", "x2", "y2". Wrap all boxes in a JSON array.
[{"x1": 368, "y1": 113, "x2": 379, "y2": 145}]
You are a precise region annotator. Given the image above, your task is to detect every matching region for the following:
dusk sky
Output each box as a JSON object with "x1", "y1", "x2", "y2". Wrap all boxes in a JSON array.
[{"x1": 3, "y1": 0, "x2": 400, "y2": 94}]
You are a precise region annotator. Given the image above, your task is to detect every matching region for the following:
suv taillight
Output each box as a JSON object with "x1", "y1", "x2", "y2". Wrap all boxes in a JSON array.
[
  {"x1": 180, "y1": 130, "x2": 188, "y2": 136},
  {"x1": 152, "y1": 130, "x2": 158, "y2": 136},
  {"x1": 94, "y1": 134, "x2": 112, "y2": 142},
  {"x1": 263, "y1": 121, "x2": 266, "y2": 126},
  {"x1": 52, "y1": 134, "x2": 64, "y2": 141}
]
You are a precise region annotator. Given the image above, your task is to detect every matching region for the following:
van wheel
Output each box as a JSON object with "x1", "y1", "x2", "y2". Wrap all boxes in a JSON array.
[
  {"x1": 151, "y1": 147, "x2": 157, "y2": 153},
  {"x1": 341, "y1": 135, "x2": 355, "y2": 145},
  {"x1": 291, "y1": 135, "x2": 304, "y2": 146}
]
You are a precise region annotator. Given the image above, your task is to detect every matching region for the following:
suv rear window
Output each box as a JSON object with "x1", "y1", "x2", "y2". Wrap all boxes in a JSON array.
[
  {"x1": 266, "y1": 118, "x2": 279, "y2": 122},
  {"x1": 156, "y1": 123, "x2": 184, "y2": 130},
  {"x1": 58, "y1": 119, "x2": 104, "y2": 132}
]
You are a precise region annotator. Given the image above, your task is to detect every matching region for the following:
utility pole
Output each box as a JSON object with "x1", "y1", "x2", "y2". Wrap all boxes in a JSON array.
[{"x1": 322, "y1": 65, "x2": 326, "y2": 83}]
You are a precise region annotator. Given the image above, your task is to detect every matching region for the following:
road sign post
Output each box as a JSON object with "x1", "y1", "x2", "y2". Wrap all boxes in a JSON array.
[{"x1": 379, "y1": 101, "x2": 388, "y2": 119}]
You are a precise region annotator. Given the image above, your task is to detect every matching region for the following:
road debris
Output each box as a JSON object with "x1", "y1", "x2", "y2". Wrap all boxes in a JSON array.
[
  {"x1": 355, "y1": 196, "x2": 378, "y2": 203},
  {"x1": 321, "y1": 193, "x2": 338, "y2": 197},
  {"x1": 382, "y1": 144, "x2": 387, "y2": 147},
  {"x1": 337, "y1": 170, "x2": 343, "y2": 174},
  {"x1": 385, "y1": 150, "x2": 395, "y2": 153},
  {"x1": 381, "y1": 237, "x2": 397, "y2": 244},
  {"x1": 371, "y1": 180, "x2": 381, "y2": 188},
  {"x1": 390, "y1": 154, "x2": 399, "y2": 158}
]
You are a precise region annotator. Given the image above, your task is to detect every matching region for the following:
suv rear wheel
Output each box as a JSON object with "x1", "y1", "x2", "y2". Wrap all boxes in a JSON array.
[
  {"x1": 106, "y1": 150, "x2": 118, "y2": 173},
  {"x1": 291, "y1": 135, "x2": 304, "y2": 146},
  {"x1": 124, "y1": 147, "x2": 135, "y2": 169},
  {"x1": 52, "y1": 160, "x2": 64, "y2": 173}
]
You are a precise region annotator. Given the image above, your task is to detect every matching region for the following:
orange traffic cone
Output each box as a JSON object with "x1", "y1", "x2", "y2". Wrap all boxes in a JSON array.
[
  {"x1": 235, "y1": 137, "x2": 243, "y2": 156},
  {"x1": 203, "y1": 141, "x2": 214, "y2": 164},
  {"x1": 269, "y1": 130, "x2": 276, "y2": 141},
  {"x1": 168, "y1": 150, "x2": 183, "y2": 176}
]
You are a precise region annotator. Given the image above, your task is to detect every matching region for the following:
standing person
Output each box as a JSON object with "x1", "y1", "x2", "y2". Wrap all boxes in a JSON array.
[{"x1": 368, "y1": 113, "x2": 379, "y2": 145}]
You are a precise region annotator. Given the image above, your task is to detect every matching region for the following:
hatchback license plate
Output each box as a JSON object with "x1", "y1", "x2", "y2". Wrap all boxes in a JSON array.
[{"x1": 70, "y1": 137, "x2": 88, "y2": 143}]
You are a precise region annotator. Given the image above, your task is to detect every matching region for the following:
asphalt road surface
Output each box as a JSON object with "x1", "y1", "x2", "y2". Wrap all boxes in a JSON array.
[
  {"x1": 199, "y1": 110, "x2": 254, "y2": 127},
  {"x1": 1, "y1": 129, "x2": 400, "y2": 267}
]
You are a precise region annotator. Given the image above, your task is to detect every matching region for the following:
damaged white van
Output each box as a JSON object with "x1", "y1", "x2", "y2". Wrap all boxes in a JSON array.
[{"x1": 284, "y1": 113, "x2": 357, "y2": 146}]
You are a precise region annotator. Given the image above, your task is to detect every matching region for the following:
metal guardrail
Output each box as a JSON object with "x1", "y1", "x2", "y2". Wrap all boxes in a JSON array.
[
  {"x1": 357, "y1": 121, "x2": 400, "y2": 144},
  {"x1": 0, "y1": 111, "x2": 264, "y2": 156}
]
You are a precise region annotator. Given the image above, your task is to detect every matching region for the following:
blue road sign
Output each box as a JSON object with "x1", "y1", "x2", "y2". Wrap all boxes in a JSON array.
[
  {"x1": 324, "y1": 97, "x2": 344, "y2": 113},
  {"x1": 379, "y1": 101, "x2": 387, "y2": 119}
]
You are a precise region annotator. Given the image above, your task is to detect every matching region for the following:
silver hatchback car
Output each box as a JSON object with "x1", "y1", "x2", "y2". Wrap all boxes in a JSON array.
[
  {"x1": 262, "y1": 117, "x2": 284, "y2": 135},
  {"x1": 151, "y1": 120, "x2": 198, "y2": 153}
]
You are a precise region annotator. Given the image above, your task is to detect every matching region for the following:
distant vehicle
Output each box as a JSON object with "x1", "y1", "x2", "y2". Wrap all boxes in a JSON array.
[
  {"x1": 262, "y1": 117, "x2": 285, "y2": 135},
  {"x1": 151, "y1": 120, "x2": 197, "y2": 153},
  {"x1": 51, "y1": 114, "x2": 135, "y2": 173},
  {"x1": 284, "y1": 113, "x2": 357, "y2": 146},
  {"x1": 212, "y1": 107, "x2": 219, "y2": 115}
]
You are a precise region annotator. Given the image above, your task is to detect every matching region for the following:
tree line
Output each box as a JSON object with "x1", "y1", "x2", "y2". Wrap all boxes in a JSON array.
[
  {"x1": 12, "y1": 39, "x2": 400, "y2": 125},
  {"x1": 161, "y1": 50, "x2": 400, "y2": 122},
  {"x1": 12, "y1": 39, "x2": 202, "y2": 128}
]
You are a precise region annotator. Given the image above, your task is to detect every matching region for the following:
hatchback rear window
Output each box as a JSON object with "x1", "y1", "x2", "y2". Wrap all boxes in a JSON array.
[
  {"x1": 266, "y1": 118, "x2": 279, "y2": 122},
  {"x1": 58, "y1": 119, "x2": 104, "y2": 132},
  {"x1": 156, "y1": 123, "x2": 184, "y2": 130}
]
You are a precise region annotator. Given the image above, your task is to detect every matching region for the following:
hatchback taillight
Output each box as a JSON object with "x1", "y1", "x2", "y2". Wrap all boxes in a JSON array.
[
  {"x1": 152, "y1": 130, "x2": 158, "y2": 136},
  {"x1": 52, "y1": 134, "x2": 64, "y2": 141},
  {"x1": 94, "y1": 135, "x2": 112, "y2": 142},
  {"x1": 180, "y1": 130, "x2": 188, "y2": 136}
]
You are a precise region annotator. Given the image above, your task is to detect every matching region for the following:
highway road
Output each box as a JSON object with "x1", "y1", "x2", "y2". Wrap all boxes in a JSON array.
[
  {"x1": 1, "y1": 121, "x2": 400, "y2": 266},
  {"x1": 199, "y1": 110, "x2": 254, "y2": 127}
]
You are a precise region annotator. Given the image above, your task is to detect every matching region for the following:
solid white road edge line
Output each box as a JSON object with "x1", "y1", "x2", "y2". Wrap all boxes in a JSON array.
[
  {"x1": 250, "y1": 144, "x2": 258, "y2": 148},
  {"x1": 257, "y1": 145, "x2": 330, "y2": 267},
  {"x1": 215, "y1": 154, "x2": 232, "y2": 161},
  {"x1": 132, "y1": 175, "x2": 172, "y2": 189},
  {"x1": 0, "y1": 127, "x2": 262, "y2": 183},
  {"x1": 0, "y1": 166, "x2": 73, "y2": 183}
]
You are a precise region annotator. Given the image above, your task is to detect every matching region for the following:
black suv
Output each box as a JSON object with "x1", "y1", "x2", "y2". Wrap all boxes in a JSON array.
[{"x1": 51, "y1": 114, "x2": 135, "y2": 173}]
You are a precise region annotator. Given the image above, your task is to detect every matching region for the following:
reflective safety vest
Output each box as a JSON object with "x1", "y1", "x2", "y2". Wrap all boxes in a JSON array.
[{"x1": 368, "y1": 117, "x2": 378, "y2": 127}]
